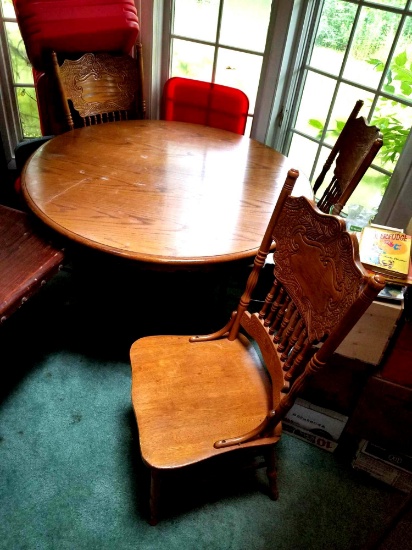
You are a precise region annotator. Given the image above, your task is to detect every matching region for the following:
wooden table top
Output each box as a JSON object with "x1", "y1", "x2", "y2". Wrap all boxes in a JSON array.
[{"x1": 22, "y1": 120, "x2": 312, "y2": 268}]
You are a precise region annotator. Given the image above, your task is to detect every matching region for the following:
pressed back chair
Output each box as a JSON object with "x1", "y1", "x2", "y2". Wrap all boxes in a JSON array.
[
  {"x1": 162, "y1": 76, "x2": 249, "y2": 135},
  {"x1": 314, "y1": 100, "x2": 383, "y2": 215},
  {"x1": 0, "y1": 204, "x2": 65, "y2": 322},
  {"x1": 51, "y1": 42, "x2": 145, "y2": 132},
  {"x1": 130, "y1": 168, "x2": 385, "y2": 525},
  {"x1": 13, "y1": 45, "x2": 145, "y2": 200}
]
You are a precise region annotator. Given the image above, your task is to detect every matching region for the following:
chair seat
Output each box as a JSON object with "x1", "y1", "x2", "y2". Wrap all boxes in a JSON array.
[{"x1": 130, "y1": 333, "x2": 282, "y2": 470}]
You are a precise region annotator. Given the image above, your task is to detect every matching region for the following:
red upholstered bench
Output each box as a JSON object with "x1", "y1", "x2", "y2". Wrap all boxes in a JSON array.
[{"x1": 0, "y1": 204, "x2": 65, "y2": 322}]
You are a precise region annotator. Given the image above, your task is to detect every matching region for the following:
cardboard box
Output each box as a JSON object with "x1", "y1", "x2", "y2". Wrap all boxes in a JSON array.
[
  {"x1": 335, "y1": 300, "x2": 403, "y2": 365},
  {"x1": 283, "y1": 398, "x2": 348, "y2": 452},
  {"x1": 352, "y1": 440, "x2": 412, "y2": 493}
]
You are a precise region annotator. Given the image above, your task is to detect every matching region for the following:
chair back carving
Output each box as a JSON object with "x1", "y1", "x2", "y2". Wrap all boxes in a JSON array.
[
  {"x1": 162, "y1": 77, "x2": 249, "y2": 135},
  {"x1": 52, "y1": 43, "x2": 145, "y2": 131},
  {"x1": 313, "y1": 100, "x2": 383, "y2": 215}
]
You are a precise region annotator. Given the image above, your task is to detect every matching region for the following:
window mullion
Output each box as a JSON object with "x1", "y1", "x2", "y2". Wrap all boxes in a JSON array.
[
  {"x1": 211, "y1": 0, "x2": 225, "y2": 83},
  {"x1": 0, "y1": 16, "x2": 22, "y2": 162},
  {"x1": 170, "y1": 34, "x2": 263, "y2": 57},
  {"x1": 140, "y1": 0, "x2": 167, "y2": 120}
]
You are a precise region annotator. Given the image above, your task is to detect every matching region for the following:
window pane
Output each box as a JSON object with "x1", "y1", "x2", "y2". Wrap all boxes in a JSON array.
[
  {"x1": 244, "y1": 116, "x2": 252, "y2": 137},
  {"x1": 173, "y1": 0, "x2": 219, "y2": 42},
  {"x1": 15, "y1": 88, "x2": 41, "y2": 138},
  {"x1": 325, "y1": 83, "x2": 375, "y2": 147},
  {"x1": 371, "y1": 96, "x2": 412, "y2": 170},
  {"x1": 5, "y1": 22, "x2": 34, "y2": 84},
  {"x1": 171, "y1": 38, "x2": 214, "y2": 80},
  {"x1": 288, "y1": 134, "x2": 319, "y2": 182},
  {"x1": 382, "y1": 16, "x2": 412, "y2": 102},
  {"x1": 309, "y1": 0, "x2": 356, "y2": 76},
  {"x1": 0, "y1": 0, "x2": 15, "y2": 18},
  {"x1": 220, "y1": 0, "x2": 271, "y2": 52},
  {"x1": 345, "y1": 167, "x2": 390, "y2": 214},
  {"x1": 343, "y1": 6, "x2": 401, "y2": 89},
  {"x1": 215, "y1": 48, "x2": 262, "y2": 112},
  {"x1": 293, "y1": 71, "x2": 336, "y2": 139}
]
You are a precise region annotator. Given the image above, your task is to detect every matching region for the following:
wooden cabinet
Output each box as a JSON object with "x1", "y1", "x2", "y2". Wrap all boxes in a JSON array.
[
  {"x1": 345, "y1": 375, "x2": 412, "y2": 455},
  {"x1": 344, "y1": 303, "x2": 412, "y2": 454},
  {"x1": 380, "y1": 317, "x2": 412, "y2": 387},
  {"x1": 296, "y1": 294, "x2": 411, "y2": 452}
]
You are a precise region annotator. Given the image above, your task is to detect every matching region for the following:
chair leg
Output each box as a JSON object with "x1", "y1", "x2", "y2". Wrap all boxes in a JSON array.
[
  {"x1": 149, "y1": 468, "x2": 161, "y2": 526},
  {"x1": 264, "y1": 447, "x2": 279, "y2": 501}
]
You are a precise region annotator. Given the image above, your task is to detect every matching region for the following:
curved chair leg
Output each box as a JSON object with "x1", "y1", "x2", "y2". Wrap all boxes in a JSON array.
[
  {"x1": 264, "y1": 447, "x2": 279, "y2": 501},
  {"x1": 149, "y1": 468, "x2": 161, "y2": 526}
]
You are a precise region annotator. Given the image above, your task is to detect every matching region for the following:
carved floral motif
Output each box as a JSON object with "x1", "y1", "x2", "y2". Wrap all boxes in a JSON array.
[
  {"x1": 272, "y1": 196, "x2": 365, "y2": 342},
  {"x1": 60, "y1": 53, "x2": 140, "y2": 118}
]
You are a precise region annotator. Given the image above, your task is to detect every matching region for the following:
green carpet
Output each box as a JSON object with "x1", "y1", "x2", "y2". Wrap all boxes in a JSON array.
[{"x1": 0, "y1": 266, "x2": 406, "y2": 550}]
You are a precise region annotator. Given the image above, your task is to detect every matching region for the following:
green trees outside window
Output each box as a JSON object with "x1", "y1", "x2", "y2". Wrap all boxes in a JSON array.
[{"x1": 303, "y1": 0, "x2": 412, "y2": 213}]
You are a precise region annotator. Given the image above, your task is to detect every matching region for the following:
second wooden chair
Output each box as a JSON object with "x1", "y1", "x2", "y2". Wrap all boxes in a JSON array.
[
  {"x1": 51, "y1": 43, "x2": 146, "y2": 132},
  {"x1": 314, "y1": 100, "x2": 383, "y2": 214}
]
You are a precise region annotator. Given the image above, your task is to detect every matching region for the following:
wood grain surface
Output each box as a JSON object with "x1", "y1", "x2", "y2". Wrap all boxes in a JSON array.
[{"x1": 22, "y1": 120, "x2": 311, "y2": 268}]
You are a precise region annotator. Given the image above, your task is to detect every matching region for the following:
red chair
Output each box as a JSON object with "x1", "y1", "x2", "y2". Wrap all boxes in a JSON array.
[{"x1": 162, "y1": 77, "x2": 249, "y2": 135}]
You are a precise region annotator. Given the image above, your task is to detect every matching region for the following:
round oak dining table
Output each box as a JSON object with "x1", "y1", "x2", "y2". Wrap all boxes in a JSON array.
[{"x1": 22, "y1": 120, "x2": 312, "y2": 269}]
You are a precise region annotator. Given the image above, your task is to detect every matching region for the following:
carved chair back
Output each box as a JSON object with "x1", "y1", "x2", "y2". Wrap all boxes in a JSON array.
[
  {"x1": 212, "y1": 169, "x2": 385, "y2": 447},
  {"x1": 51, "y1": 43, "x2": 145, "y2": 132},
  {"x1": 313, "y1": 100, "x2": 383, "y2": 215}
]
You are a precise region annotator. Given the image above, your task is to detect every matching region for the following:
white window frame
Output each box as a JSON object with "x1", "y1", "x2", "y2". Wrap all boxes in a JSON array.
[
  {"x1": 138, "y1": 0, "x2": 165, "y2": 121},
  {"x1": 0, "y1": 7, "x2": 23, "y2": 164}
]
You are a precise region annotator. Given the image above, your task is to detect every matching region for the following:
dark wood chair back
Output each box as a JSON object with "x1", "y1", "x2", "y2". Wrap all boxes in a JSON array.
[
  {"x1": 162, "y1": 76, "x2": 249, "y2": 135},
  {"x1": 51, "y1": 43, "x2": 145, "y2": 132},
  {"x1": 130, "y1": 168, "x2": 385, "y2": 524},
  {"x1": 0, "y1": 205, "x2": 64, "y2": 322},
  {"x1": 313, "y1": 100, "x2": 383, "y2": 214}
]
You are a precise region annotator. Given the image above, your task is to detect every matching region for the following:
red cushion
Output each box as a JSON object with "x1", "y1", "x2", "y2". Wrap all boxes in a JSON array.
[
  {"x1": 13, "y1": 0, "x2": 139, "y2": 71},
  {"x1": 162, "y1": 77, "x2": 249, "y2": 135}
]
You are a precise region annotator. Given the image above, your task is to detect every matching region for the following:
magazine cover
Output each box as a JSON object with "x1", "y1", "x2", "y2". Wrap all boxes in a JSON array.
[{"x1": 360, "y1": 226, "x2": 411, "y2": 277}]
